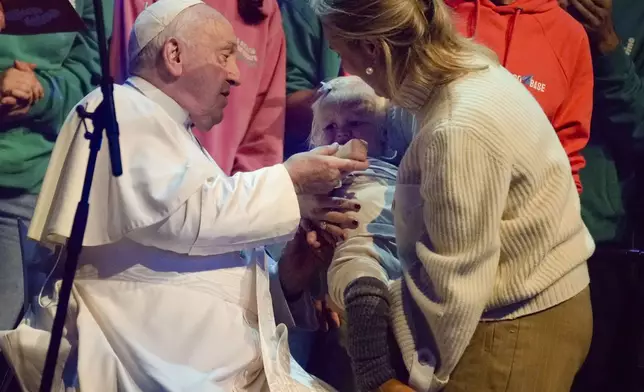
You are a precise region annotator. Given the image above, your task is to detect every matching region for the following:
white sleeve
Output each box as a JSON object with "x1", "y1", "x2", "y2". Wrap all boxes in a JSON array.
[
  {"x1": 30, "y1": 86, "x2": 300, "y2": 255},
  {"x1": 128, "y1": 164, "x2": 301, "y2": 256}
]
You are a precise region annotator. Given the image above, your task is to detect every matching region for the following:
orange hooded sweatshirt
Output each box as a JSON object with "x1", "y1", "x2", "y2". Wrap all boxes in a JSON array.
[{"x1": 446, "y1": 0, "x2": 593, "y2": 192}]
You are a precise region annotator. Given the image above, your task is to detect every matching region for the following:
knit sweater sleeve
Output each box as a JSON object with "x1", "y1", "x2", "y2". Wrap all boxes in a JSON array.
[{"x1": 413, "y1": 125, "x2": 511, "y2": 384}]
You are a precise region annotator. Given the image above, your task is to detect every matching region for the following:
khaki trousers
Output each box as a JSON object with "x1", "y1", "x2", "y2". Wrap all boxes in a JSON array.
[{"x1": 444, "y1": 287, "x2": 593, "y2": 392}]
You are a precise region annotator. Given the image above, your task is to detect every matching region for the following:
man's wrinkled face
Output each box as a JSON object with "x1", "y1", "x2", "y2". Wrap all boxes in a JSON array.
[{"x1": 178, "y1": 18, "x2": 241, "y2": 130}]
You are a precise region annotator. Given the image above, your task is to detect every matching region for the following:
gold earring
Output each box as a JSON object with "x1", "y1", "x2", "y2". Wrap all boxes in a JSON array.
[{"x1": 365, "y1": 67, "x2": 374, "y2": 75}]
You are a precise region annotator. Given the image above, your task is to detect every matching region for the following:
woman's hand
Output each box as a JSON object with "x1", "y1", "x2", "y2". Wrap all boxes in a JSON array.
[{"x1": 298, "y1": 195, "x2": 361, "y2": 241}]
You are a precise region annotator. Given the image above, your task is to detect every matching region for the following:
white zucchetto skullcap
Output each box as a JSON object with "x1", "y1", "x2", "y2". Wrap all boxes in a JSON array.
[{"x1": 128, "y1": 0, "x2": 204, "y2": 61}]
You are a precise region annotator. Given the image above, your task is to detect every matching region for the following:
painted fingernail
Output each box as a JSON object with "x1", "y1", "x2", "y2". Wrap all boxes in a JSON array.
[
  {"x1": 352, "y1": 220, "x2": 359, "y2": 227},
  {"x1": 354, "y1": 204, "x2": 361, "y2": 211}
]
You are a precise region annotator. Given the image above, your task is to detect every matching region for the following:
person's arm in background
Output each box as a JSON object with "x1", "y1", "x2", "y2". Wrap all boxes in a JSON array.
[
  {"x1": 280, "y1": 0, "x2": 341, "y2": 156},
  {"x1": 232, "y1": 6, "x2": 286, "y2": 173},
  {"x1": 551, "y1": 30, "x2": 593, "y2": 193},
  {"x1": 109, "y1": 0, "x2": 148, "y2": 83},
  {"x1": 18, "y1": 0, "x2": 113, "y2": 133},
  {"x1": 286, "y1": 89, "x2": 319, "y2": 133},
  {"x1": 568, "y1": 0, "x2": 644, "y2": 155},
  {"x1": 269, "y1": 230, "x2": 326, "y2": 330}
]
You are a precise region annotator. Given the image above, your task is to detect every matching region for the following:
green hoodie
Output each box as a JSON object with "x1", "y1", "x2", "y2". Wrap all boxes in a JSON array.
[
  {"x1": 279, "y1": 0, "x2": 340, "y2": 95},
  {"x1": 279, "y1": 0, "x2": 341, "y2": 157},
  {"x1": 579, "y1": 0, "x2": 644, "y2": 247},
  {"x1": 0, "y1": 0, "x2": 112, "y2": 196}
]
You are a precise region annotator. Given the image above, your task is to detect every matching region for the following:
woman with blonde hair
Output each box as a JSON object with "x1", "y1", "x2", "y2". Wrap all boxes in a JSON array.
[{"x1": 309, "y1": 0, "x2": 595, "y2": 391}]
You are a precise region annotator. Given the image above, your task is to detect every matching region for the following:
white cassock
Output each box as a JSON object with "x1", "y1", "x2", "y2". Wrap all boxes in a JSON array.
[{"x1": 0, "y1": 77, "x2": 335, "y2": 392}]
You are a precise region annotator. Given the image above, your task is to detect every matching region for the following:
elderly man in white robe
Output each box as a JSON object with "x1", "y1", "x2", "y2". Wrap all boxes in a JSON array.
[{"x1": 0, "y1": 0, "x2": 369, "y2": 390}]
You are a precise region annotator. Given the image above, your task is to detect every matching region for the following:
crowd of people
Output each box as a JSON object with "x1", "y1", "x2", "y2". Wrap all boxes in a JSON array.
[{"x1": 0, "y1": 0, "x2": 642, "y2": 391}]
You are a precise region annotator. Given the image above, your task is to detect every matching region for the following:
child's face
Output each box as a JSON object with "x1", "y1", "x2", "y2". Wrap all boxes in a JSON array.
[{"x1": 318, "y1": 106, "x2": 384, "y2": 157}]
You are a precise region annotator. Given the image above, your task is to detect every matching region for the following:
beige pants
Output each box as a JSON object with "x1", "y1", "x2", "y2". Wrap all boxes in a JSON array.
[{"x1": 444, "y1": 288, "x2": 593, "y2": 392}]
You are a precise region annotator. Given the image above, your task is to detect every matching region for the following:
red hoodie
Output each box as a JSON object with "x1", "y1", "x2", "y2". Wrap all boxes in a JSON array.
[{"x1": 446, "y1": 0, "x2": 593, "y2": 192}]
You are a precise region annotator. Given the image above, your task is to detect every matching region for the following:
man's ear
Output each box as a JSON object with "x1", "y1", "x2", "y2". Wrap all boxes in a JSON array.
[{"x1": 162, "y1": 37, "x2": 183, "y2": 77}]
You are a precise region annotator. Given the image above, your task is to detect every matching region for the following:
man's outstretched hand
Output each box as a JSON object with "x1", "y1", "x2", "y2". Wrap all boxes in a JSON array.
[{"x1": 284, "y1": 143, "x2": 369, "y2": 195}]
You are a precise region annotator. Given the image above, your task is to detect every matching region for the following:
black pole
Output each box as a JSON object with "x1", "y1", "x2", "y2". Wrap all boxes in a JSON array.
[{"x1": 39, "y1": 0, "x2": 122, "y2": 389}]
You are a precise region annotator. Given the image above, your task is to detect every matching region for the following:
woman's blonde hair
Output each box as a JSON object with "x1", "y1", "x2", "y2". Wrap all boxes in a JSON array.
[
  {"x1": 310, "y1": 0, "x2": 497, "y2": 108},
  {"x1": 309, "y1": 76, "x2": 389, "y2": 147}
]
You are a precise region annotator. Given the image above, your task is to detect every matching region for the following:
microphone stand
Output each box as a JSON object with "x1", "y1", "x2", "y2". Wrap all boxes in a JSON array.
[{"x1": 39, "y1": 0, "x2": 122, "y2": 390}]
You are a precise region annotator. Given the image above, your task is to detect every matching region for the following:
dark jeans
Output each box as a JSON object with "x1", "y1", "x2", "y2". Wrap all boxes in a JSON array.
[{"x1": 571, "y1": 248, "x2": 644, "y2": 392}]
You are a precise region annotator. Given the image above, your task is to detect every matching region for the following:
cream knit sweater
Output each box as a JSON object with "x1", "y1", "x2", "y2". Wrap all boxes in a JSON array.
[{"x1": 389, "y1": 55, "x2": 595, "y2": 391}]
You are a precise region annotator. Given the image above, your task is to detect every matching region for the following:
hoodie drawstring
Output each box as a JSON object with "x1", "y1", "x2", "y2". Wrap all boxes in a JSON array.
[
  {"x1": 466, "y1": 2, "x2": 523, "y2": 67},
  {"x1": 502, "y1": 8, "x2": 522, "y2": 66},
  {"x1": 468, "y1": 0, "x2": 481, "y2": 38}
]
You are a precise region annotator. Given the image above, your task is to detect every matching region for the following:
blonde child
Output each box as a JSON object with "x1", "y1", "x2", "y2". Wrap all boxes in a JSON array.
[{"x1": 310, "y1": 76, "x2": 411, "y2": 391}]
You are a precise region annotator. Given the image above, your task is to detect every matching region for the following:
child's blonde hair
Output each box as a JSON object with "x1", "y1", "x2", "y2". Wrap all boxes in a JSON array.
[{"x1": 310, "y1": 76, "x2": 389, "y2": 148}]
